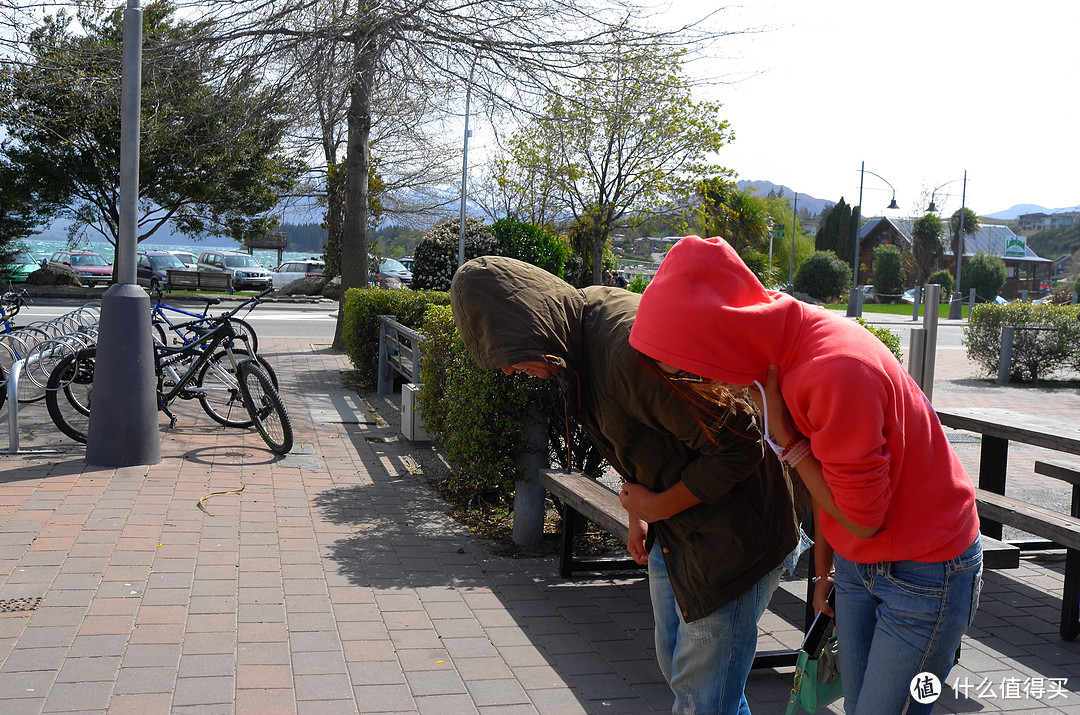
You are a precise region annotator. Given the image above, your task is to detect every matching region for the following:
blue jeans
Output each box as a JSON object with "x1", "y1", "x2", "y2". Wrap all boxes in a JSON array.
[
  {"x1": 649, "y1": 540, "x2": 784, "y2": 714},
  {"x1": 832, "y1": 538, "x2": 983, "y2": 715}
]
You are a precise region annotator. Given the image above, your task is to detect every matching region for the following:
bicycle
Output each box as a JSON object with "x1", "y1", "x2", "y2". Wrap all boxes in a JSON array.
[
  {"x1": 149, "y1": 289, "x2": 259, "y2": 353},
  {"x1": 0, "y1": 288, "x2": 60, "y2": 406},
  {"x1": 46, "y1": 289, "x2": 292, "y2": 454}
]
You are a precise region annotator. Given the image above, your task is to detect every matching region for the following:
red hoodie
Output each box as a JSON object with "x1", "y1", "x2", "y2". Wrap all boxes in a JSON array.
[{"x1": 629, "y1": 236, "x2": 978, "y2": 564}]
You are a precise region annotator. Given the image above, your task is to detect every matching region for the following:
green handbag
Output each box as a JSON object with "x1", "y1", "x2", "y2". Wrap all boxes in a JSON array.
[{"x1": 785, "y1": 587, "x2": 843, "y2": 714}]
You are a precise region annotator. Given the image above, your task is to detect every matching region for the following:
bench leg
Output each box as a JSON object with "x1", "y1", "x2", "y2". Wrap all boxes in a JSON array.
[
  {"x1": 559, "y1": 504, "x2": 577, "y2": 578},
  {"x1": 977, "y1": 436, "x2": 1009, "y2": 540},
  {"x1": 1062, "y1": 548, "x2": 1079, "y2": 641}
]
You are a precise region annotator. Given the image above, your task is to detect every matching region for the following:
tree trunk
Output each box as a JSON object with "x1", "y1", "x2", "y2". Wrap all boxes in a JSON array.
[{"x1": 333, "y1": 38, "x2": 375, "y2": 350}]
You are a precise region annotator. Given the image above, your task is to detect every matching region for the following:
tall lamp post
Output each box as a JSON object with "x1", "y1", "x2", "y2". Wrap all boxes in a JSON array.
[
  {"x1": 846, "y1": 161, "x2": 899, "y2": 317},
  {"x1": 928, "y1": 172, "x2": 968, "y2": 320}
]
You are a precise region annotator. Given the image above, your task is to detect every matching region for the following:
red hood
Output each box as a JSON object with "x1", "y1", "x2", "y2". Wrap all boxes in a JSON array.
[{"x1": 629, "y1": 236, "x2": 804, "y2": 386}]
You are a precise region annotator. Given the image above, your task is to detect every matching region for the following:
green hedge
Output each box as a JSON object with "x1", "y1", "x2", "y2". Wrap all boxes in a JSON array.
[
  {"x1": 417, "y1": 305, "x2": 535, "y2": 502},
  {"x1": 341, "y1": 287, "x2": 452, "y2": 383},
  {"x1": 964, "y1": 302, "x2": 1080, "y2": 383}
]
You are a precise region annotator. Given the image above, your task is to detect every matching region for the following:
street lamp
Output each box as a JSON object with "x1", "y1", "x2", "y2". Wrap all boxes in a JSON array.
[
  {"x1": 846, "y1": 161, "x2": 899, "y2": 317},
  {"x1": 927, "y1": 172, "x2": 968, "y2": 319}
]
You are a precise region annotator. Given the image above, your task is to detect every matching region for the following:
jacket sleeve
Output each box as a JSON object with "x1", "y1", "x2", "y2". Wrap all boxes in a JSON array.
[{"x1": 628, "y1": 379, "x2": 767, "y2": 504}]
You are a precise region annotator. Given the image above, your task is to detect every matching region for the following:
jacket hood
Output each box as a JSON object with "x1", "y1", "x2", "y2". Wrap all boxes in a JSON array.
[
  {"x1": 450, "y1": 256, "x2": 584, "y2": 372},
  {"x1": 629, "y1": 236, "x2": 803, "y2": 386}
]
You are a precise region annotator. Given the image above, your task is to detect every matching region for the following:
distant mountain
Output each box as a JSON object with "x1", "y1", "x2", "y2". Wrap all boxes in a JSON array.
[
  {"x1": 985, "y1": 204, "x2": 1080, "y2": 220},
  {"x1": 736, "y1": 180, "x2": 835, "y2": 217}
]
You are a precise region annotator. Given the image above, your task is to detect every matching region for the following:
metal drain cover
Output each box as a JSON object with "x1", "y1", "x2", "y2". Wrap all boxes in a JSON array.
[{"x1": 0, "y1": 597, "x2": 41, "y2": 613}]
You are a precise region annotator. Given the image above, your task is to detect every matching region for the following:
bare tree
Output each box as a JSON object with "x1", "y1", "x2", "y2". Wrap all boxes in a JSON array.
[{"x1": 188, "y1": 0, "x2": 729, "y2": 345}]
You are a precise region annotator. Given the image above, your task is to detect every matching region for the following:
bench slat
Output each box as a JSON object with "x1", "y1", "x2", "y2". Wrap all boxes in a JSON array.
[
  {"x1": 976, "y1": 490, "x2": 1080, "y2": 551},
  {"x1": 1034, "y1": 459, "x2": 1080, "y2": 488},
  {"x1": 538, "y1": 470, "x2": 629, "y2": 542}
]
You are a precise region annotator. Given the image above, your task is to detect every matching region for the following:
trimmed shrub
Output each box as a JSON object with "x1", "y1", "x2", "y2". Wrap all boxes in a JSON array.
[
  {"x1": 964, "y1": 302, "x2": 1080, "y2": 383},
  {"x1": 856, "y1": 318, "x2": 903, "y2": 365},
  {"x1": 341, "y1": 287, "x2": 451, "y2": 384},
  {"x1": 793, "y1": 250, "x2": 851, "y2": 302},
  {"x1": 927, "y1": 269, "x2": 954, "y2": 297},
  {"x1": 960, "y1": 251, "x2": 1007, "y2": 303},
  {"x1": 491, "y1": 218, "x2": 567, "y2": 278},
  {"x1": 417, "y1": 305, "x2": 534, "y2": 502},
  {"x1": 627, "y1": 274, "x2": 648, "y2": 294},
  {"x1": 871, "y1": 244, "x2": 905, "y2": 302},
  {"x1": 412, "y1": 218, "x2": 498, "y2": 291}
]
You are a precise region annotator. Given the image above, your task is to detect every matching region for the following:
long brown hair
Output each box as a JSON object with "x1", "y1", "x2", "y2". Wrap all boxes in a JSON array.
[{"x1": 644, "y1": 359, "x2": 761, "y2": 444}]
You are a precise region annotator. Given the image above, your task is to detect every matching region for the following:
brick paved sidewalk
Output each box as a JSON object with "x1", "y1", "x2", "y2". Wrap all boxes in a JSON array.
[{"x1": 0, "y1": 333, "x2": 1075, "y2": 713}]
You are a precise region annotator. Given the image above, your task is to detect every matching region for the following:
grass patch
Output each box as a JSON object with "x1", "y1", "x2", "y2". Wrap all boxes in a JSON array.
[{"x1": 824, "y1": 302, "x2": 969, "y2": 319}]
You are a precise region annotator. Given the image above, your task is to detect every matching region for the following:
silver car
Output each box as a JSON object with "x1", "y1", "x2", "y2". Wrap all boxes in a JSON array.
[{"x1": 197, "y1": 250, "x2": 273, "y2": 290}]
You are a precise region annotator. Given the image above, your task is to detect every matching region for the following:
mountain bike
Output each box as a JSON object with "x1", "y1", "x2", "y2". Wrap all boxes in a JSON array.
[
  {"x1": 45, "y1": 291, "x2": 292, "y2": 454},
  {"x1": 150, "y1": 289, "x2": 259, "y2": 353}
]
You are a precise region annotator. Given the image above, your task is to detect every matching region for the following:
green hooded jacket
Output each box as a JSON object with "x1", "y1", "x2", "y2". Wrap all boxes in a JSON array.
[{"x1": 451, "y1": 256, "x2": 803, "y2": 622}]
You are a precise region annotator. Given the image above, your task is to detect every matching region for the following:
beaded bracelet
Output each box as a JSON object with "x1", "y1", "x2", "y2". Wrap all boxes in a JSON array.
[{"x1": 779, "y1": 436, "x2": 812, "y2": 468}]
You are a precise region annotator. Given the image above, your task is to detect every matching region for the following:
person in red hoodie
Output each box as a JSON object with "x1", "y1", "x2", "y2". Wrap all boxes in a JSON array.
[{"x1": 626, "y1": 235, "x2": 982, "y2": 715}]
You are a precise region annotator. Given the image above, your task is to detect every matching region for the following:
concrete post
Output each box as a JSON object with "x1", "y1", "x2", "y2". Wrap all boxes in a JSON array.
[
  {"x1": 998, "y1": 326, "x2": 1014, "y2": 385},
  {"x1": 512, "y1": 399, "x2": 548, "y2": 549},
  {"x1": 921, "y1": 284, "x2": 941, "y2": 402}
]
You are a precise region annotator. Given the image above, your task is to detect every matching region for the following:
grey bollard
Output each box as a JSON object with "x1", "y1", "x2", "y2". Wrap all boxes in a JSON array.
[
  {"x1": 921, "y1": 284, "x2": 941, "y2": 401},
  {"x1": 1021, "y1": 290, "x2": 1029, "y2": 303},
  {"x1": 908, "y1": 328, "x2": 926, "y2": 391},
  {"x1": 911, "y1": 286, "x2": 922, "y2": 321},
  {"x1": 998, "y1": 326, "x2": 1014, "y2": 385},
  {"x1": 512, "y1": 399, "x2": 548, "y2": 549}
]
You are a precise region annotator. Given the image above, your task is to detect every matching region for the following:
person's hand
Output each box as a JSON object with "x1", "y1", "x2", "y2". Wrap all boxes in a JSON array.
[
  {"x1": 813, "y1": 574, "x2": 835, "y2": 617},
  {"x1": 619, "y1": 482, "x2": 661, "y2": 522},
  {"x1": 627, "y1": 518, "x2": 649, "y2": 565}
]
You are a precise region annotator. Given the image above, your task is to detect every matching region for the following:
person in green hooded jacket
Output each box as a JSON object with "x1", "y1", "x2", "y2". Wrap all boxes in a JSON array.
[{"x1": 451, "y1": 255, "x2": 808, "y2": 714}]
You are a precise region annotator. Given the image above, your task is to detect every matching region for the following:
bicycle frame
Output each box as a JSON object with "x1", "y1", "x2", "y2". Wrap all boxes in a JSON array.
[{"x1": 153, "y1": 316, "x2": 244, "y2": 424}]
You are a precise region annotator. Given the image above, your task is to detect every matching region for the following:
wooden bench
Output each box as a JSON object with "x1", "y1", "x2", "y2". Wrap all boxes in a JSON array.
[
  {"x1": 970, "y1": 458, "x2": 1080, "y2": 640},
  {"x1": 166, "y1": 269, "x2": 232, "y2": 293},
  {"x1": 538, "y1": 469, "x2": 812, "y2": 669},
  {"x1": 936, "y1": 407, "x2": 1080, "y2": 640}
]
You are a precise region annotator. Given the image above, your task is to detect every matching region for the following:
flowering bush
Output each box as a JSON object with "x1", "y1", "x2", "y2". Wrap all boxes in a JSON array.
[{"x1": 413, "y1": 218, "x2": 498, "y2": 291}]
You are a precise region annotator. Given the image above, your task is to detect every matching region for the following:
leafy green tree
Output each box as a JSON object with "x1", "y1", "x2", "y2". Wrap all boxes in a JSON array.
[
  {"x1": 815, "y1": 198, "x2": 859, "y2": 267},
  {"x1": 927, "y1": 269, "x2": 954, "y2": 296},
  {"x1": 794, "y1": 250, "x2": 851, "y2": 301},
  {"x1": 911, "y1": 213, "x2": 945, "y2": 285},
  {"x1": 961, "y1": 251, "x2": 1006, "y2": 302},
  {"x1": 0, "y1": 159, "x2": 56, "y2": 266},
  {"x1": 949, "y1": 207, "x2": 981, "y2": 266},
  {"x1": 0, "y1": 2, "x2": 303, "y2": 259},
  {"x1": 490, "y1": 218, "x2": 567, "y2": 278},
  {"x1": 499, "y1": 36, "x2": 733, "y2": 284},
  {"x1": 871, "y1": 244, "x2": 905, "y2": 301},
  {"x1": 696, "y1": 181, "x2": 769, "y2": 254}
]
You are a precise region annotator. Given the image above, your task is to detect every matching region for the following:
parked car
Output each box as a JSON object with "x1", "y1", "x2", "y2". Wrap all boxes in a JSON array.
[
  {"x1": 168, "y1": 250, "x2": 199, "y2": 267},
  {"x1": 47, "y1": 249, "x2": 112, "y2": 287},
  {"x1": 196, "y1": 250, "x2": 273, "y2": 290},
  {"x1": 273, "y1": 259, "x2": 325, "y2": 287},
  {"x1": 0, "y1": 252, "x2": 40, "y2": 283},
  {"x1": 373, "y1": 258, "x2": 412, "y2": 288},
  {"x1": 137, "y1": 250, "x2": 188, "y2": 291}
]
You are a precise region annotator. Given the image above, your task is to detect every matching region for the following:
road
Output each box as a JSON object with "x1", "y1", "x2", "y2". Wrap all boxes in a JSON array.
[{"x1": 15, "y1": 297, "x2": 339, "y2": 341}]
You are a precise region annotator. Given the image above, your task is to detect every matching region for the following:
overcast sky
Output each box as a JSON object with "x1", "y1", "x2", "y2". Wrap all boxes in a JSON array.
[{"x1": 665, "y1": 0, "x2": 1078, "y2": 217}]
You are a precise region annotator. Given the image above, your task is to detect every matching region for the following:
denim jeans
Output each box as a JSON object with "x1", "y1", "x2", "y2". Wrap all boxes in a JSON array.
[
  {"x1": 649, "y1": 540, "x2": 785, "y2": 714},
  {"x1": 832, "y1": 538, "x2": 983, "y2": 715}
]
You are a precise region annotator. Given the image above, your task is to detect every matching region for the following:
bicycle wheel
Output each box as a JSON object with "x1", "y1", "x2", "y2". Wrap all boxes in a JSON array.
[
  {"x1": 0, "y1": 361, "x2": 7, "y2": 411},
  {"x1": 229, "y1": 348, "x2": 278, "y2": 390},
  {"x1": 228, "y1": 317, "x2": 259, "y2": 354},
  {"x1": 45, "y1": 348, "x2": 96, "y2": 443},
  {"x1": 238, "y1": 359, "x2": 292, "y2": 454},
  {"x1": 196, "y1": 349, "x2": 253, "y2": 427}
]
